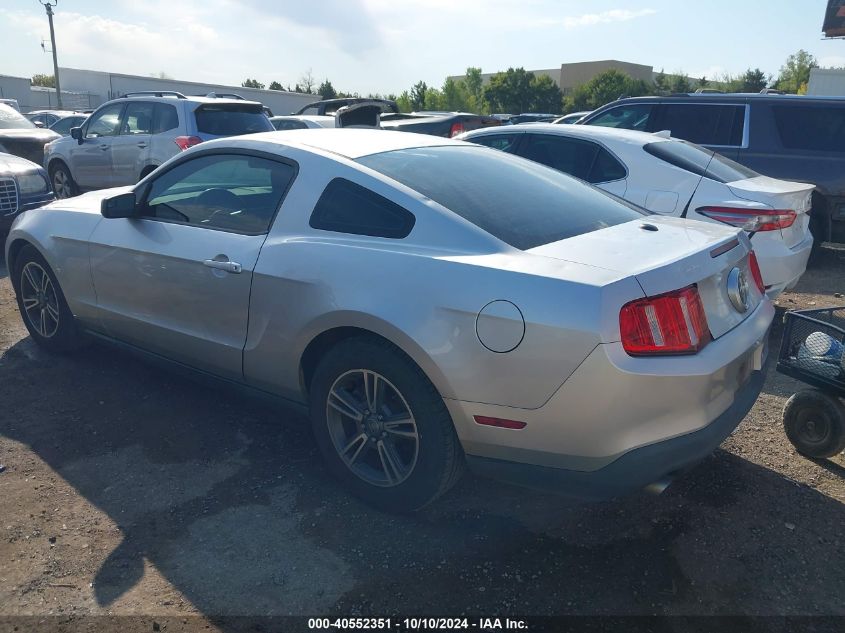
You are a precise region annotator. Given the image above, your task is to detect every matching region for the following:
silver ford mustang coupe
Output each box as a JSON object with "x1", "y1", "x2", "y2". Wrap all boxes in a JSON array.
[{"x1": 6, "y1": 129, "x2": 774, "y2": 511}]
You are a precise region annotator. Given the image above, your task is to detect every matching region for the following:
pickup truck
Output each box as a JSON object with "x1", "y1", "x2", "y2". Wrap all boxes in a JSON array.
[{"x1": 293, "y1": 98, "x2": 500, "y2": 138}]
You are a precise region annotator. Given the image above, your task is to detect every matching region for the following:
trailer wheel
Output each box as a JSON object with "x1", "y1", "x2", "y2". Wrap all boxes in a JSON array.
[{"x1": 783, "y1": 389, "x2": 845, "y2": 459}]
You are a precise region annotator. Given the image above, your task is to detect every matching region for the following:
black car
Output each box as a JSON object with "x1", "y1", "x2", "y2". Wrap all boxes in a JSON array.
[
  {"x1": 0, "y1": 152, "x2": 55, "y2": 233},
  {"x1": 0, "y1": 104, "x2": 61, "y2": 166},
  {"x1": 579, "y1": 94, "x2": 845, "y2": 245}
]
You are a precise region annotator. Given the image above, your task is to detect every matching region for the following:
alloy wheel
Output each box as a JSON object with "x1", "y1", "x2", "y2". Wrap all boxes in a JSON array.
[
  {"x1": 20, "y1": 261, "x2": 60, "y2": 338},
  {"x1": 52, "y1": 168, "x2": 71, "y2": 198},
  {"x1": 325, "y1": 369, "x2": 419, "y2": 487}
]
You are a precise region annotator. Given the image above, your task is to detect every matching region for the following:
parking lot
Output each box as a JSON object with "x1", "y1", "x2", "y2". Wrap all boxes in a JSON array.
[{"x1": 1, "y1": 248, "x2": 844, "y2": 627}]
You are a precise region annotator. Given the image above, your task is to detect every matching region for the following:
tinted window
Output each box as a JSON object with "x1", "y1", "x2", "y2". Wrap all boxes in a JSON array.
[
  {"x1": 644, "y1": 140, "x2": 758, "y2": 183},
  {"x1": 271, "y1": 119, "x2": 308, "y2": 131},
  {"x1": 521, "y1": 135, "x2": 598, "y2": 180},
  {"x1": 310, "y1": 178, "x2": 415, "y2": 239},
  {"x1": 656, "y1": 104, "x2": 745, "y2": 146},
  {"x1": 153, "y1": 104, "x2": 179, "y2": 134},
  {"x1": 773, "y1": 105, "x2": 845, "y2": 152},
  {"x1": 590, "y1": 146, "x2": 627, "y2": 183},
  {"x1": 358, "y1": 146, "x2": 645, "y2": 250},
  {"x1": 470, "y1": 134, "x2": 520, "y2": 152},
  {"x1": 49, "y1": 116, "x2": 86, "y2": 136},
  {"x1": 0, "y1": 104, "x2": 36, "y2": 130},
  {"x1": 121, "y1": 102, "x2": 154, "y2": 135},
  {"x1": 587, "y1": 104, "x2": 654, "y2": 131},
  {"x1": 86, "y1": 103, "x2": 124, "y2": 138},
  {"x1": 143, "y1": 153, "x2": 295, "y2": 233},
  {"x1": 194, "y1": 105, "x2": 274, "y2": 136}
]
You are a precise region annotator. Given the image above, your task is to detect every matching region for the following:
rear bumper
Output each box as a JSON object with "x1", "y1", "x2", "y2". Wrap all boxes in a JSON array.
[
  {"x1": 754, "y1": 230, "x2": 812, "y2": 299},
  {"x1": 466, "y1": 367, "x2": 764, "y2": 501}
]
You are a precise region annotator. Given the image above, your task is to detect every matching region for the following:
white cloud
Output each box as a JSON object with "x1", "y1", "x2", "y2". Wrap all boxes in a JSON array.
[{"x1": 555, "y1": 8, "x2": 658, "y2": 29}]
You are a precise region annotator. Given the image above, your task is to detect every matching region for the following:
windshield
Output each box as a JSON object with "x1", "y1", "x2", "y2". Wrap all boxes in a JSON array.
[
  {"x1": 358, "y1": 145, "x2": 646, "y2": 250},
  {"x1": 0, "y1": 104, "x2": 36, "y2": 130},
  {"x1": 643, "y1": 139, "x2": 759, "y2": 183}
]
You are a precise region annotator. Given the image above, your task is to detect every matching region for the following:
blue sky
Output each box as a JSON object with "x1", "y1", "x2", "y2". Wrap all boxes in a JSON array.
[{"x1": 1, "y1": 0, "x2": 844, "y2": 94}]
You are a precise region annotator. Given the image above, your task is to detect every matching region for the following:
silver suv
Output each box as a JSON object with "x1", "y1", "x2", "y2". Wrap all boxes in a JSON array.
[{"x1": 43, "y1": 91, "x2": 274, "y2": 198}]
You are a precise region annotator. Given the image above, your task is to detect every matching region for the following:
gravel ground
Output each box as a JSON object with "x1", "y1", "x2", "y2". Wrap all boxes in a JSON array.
[{"x1": 1, "y1": 247, "x2": 844, "y2": 631}]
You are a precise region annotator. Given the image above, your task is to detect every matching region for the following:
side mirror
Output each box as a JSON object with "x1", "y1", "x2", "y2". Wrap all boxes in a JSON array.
[
  {"x1": 101, "y1": 192, "x2": 138, "y2": 219},
  {"x1": 70, "y1": 127, "x2": 83, "y2": 143},
  {"x1": 33, "y1": 120, "x2": 45, "y2": 128}
]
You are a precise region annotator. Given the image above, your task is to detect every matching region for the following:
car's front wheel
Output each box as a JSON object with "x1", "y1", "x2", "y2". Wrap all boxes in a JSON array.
[
  {"x1": 49, "y1": 162, "x2": 78, "y2": 199},
  {"x1": 13, "y1": 245, "x2": 87, "y2": 353},
  {"x1": 309, "y1": 336, "x2": 464, "y2": 512}
]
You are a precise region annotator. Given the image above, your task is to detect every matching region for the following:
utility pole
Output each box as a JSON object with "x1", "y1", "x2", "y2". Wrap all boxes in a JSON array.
[{"x1": 39, "y1": 0, "x2": 62, "y2": 109}]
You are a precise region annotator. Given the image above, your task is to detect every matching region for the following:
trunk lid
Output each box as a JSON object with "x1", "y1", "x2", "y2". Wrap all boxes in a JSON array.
[
  {"x1": 529, "y1": 216, "x2": 763, "y2": 339},
  {"x1": 727, "y1": 176, "x2": 814, "y2": 248}
]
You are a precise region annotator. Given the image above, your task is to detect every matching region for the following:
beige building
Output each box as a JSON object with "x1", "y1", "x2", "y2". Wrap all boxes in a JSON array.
[{"x1": 448, "y1": 59, "x2": 655, "y2": 96}]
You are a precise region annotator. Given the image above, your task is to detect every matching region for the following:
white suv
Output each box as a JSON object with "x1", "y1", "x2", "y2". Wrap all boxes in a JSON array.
[{"x1": 43, "y1": 91, "x2": 274, "y2": 198}]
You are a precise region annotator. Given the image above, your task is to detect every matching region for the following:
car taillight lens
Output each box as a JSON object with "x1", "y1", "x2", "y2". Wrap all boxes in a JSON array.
[
  {"x1": 696, "y1": 206, "x2": 796, "y2": 232},
  {"x1": 174, "y1": 136, "x2": 203, "y2": 151},
  {"x1": 449, "y1": 122, "x2": 465, "y2": 137},
  {"x1": 620, "y1": 285, "x2": 711, "y2": 356},
  {"x1": 748, "y1": 251, "x2": 765, "y2": 293}
]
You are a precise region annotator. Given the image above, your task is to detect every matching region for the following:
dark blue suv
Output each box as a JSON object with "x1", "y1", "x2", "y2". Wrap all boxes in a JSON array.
[{"x1": 580, "y1": 94, "x2": 845, "y2": 246}]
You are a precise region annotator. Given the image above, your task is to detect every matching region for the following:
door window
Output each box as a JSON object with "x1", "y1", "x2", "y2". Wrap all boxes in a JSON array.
[
  {"x1": 152, "y1": 104, "x2": 179, "y2": 134},
  {"x1": 655, "y1": 104, "x2": 745, "y2": 146},
  {"x1": 85, "y1": 103, "x2": 124, "y2": 138},
  {"x1": 121, "y1": 102, "x2": 154, "y2": 135},
  {"x1": 587, "y1": 104, "x2": 654, "y2": 131},
  {"x1": 142, "y1": 153, "x2": 296, "y2": 234}
]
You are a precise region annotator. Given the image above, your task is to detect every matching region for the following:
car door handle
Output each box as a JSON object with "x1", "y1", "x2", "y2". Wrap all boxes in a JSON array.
[
  {"x1": 99, "y1": 144, "x2": 108, "y2": 150},
  {"x1": 136, "y1": 142, "x2": 147, "y2": 148},
  {"x1": 203, "y1": 259, "x2": 242, "y2": 273}
]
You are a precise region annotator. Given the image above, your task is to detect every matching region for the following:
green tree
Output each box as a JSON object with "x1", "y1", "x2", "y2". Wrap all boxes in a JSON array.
[
  {"x1": 410, "y1": 81, "x2": 428, "y2": 111},
  {"x1": 31, "y1": 73, "x2": 55, "y2": 87},
  {"x1": 318, "y1": 79, "x2": 337, "y2": 100},
  {"x1": 441, "y1": 77, "x2": 469, "y2": 111},
  {"x1": 737, "y1": 68, "x2": 769, "y2": 93},
  {"x1": 464, "y1": 67, "x2": 484, "y2": 111},
  {"x1": 654, "y1": 68, "x2": 667, "y2": 94},
  {"x1": 299, "y1": 69, "x2": 315, "y2": 94},
  {"x1": 241, "y1": 78, "x2": 265, "y2": 89},
  {"x1": 395, "y1": 90, "x2": 413, "y2": 112},
  {"x1": 268, "y1": 81, "x2": 284, "y2": 91},
  {"x1": 775, "y1": 49, "x2": 818, "y2": 93},
  {"x1": 570, "y1": 69, "x2": 650, "y2": 111},
  {"x1": 668, "y1": 73, "x2": 691, "y2": 94},
  {"x1": 424, "y1": 86, "x2": 446, "y2": 111},
  {"x1": 483, "y1": 67, "x2": 535, "y2": 113},
  {"x1": 530, "y1": 74, "x2": 563, "y2": 112}
]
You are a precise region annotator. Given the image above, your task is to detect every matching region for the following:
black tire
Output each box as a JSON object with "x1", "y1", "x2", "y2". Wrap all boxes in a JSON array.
[
  {"x1": 49, "y1": 161, "x2": 78, "y2": 199},
  {"x1": 12, "y1": 244, "x2": 87, "y2": 353},
  {"x1": 783, "y1": 389, "x2": 845, "y2": 458},
  {"x1": 309, "y1": 336, "x2": 464, "y2": 512}
]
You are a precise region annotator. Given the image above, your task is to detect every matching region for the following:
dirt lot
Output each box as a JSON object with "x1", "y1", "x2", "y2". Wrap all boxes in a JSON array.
[{"x1": 1, "y1": 248, "x2": 845, "y2": 630}]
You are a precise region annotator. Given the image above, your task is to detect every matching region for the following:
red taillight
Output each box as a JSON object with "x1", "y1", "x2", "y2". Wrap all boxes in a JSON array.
[
  {"x1": 748, "y1": 251, "x2": 765, "y2": 294},
  {"x1": 473, "y1": 416, "x2": 526, "y2": 430},
  {"x1": 696, "y1": 206, "x2": 796, "y2": 232},
  {"x1": 174, "y1": 135, "x2": 203, "y2": 151},
  {"x1": 449, "y1": 122, "x2": 465, "y2": 137},
  {"x1": 620, "y1": 285, "x2": 711, "y2": 356}
]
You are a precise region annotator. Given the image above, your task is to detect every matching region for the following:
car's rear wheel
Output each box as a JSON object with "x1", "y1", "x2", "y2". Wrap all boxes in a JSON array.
[
  {"x1": 50, "y1": 162, "x2": 78, "y2": 199},
  {"x1": 783, "y1": 389, "x2": 845, "y2": 458},
  {"x1": 13, "y1": 245, "x2": 87, "y2": 353},
  {"x1": 309, "y1": 336, "x2": 464, "y2": 512}
]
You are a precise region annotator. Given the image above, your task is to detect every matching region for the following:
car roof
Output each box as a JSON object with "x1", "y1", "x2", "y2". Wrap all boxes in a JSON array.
[
  {"x1": 464, "y1": 122, "x2": 664, "y2": 147},
  {"x1": 208, "y1": 128, "x2": 457, "y2": 159},
  {"x1": 270, "y1": 115, "x2": 334, "y2": 123},
  {"x1": 600, "y1": 93, "x2": 845, "y2": 104}
]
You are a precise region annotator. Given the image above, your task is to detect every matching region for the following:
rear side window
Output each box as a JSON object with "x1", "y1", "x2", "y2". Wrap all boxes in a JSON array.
[
  {"x1": 358, "y1": 146, "x2": 645, "y2": 250},
  {"x1": 655, "y1": 104, "x2": 745, "y2": 146},
  {"x1": 470, "y1": 134, "x2": 520, "y2": 152},
  {"x1": 153, "y1": 104, "x2": 179, "y2": 134},
  {"x1": 519, "y1": 135, "x2": 626, "y2": 183},
  {"x1": 773, "y1": 105, "x2": 845, "y2": 152},
  {"x1": 194, "y1": 104, "x2": 274, "y2": 136},
  {"x1": 587, "y1": 104, "x2": 654, "y2": 131},
  {"x1": 272, "y1": 119, "x2": 308, "y2": 131},
  {"x1": 310, "y1": 178, "x2": 416, "y2": 239},
  {"x1": 644, "y1": 140, "x2": 758, "y2": 183}
]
